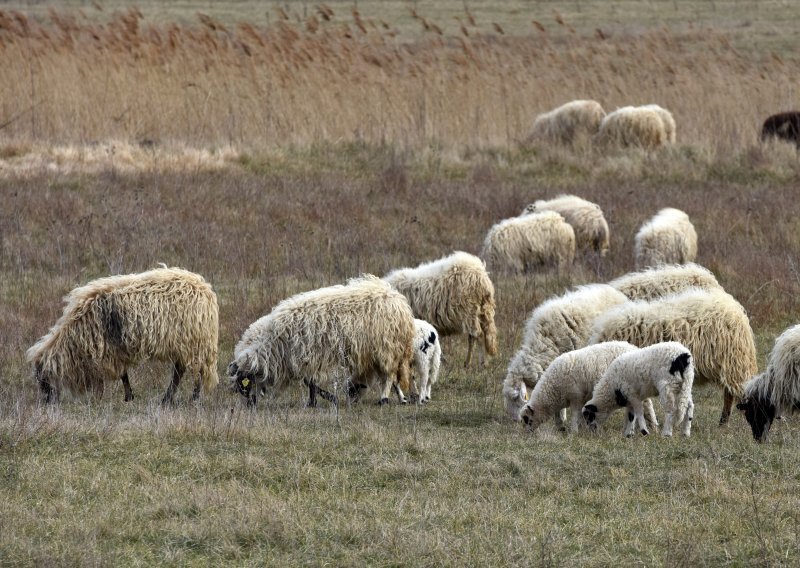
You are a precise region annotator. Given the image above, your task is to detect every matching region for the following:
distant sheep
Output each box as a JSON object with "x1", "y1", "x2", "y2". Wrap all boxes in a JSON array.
[
  {"x1": 384, "y1": 251, "x2": 497, "y2": 368},
  {"x1": 634, "y1": 208, "x2": 698, "y2": 268},
  {"x1": 227, "y1": 275, "x2": 415, "y2": 407},
  {"x1": 522, "y1": 194, "x2": 610, "y2": 256},
  {"x1": 527, "y1": 100, "x2": 606, "y2": 145},
  {"x1": 738, "y1": 324, "x2": 800, "y2": 442},
  {"x1": 761, "y1": 111, "x2": 800, "y2": 148},
  {"x1": 609, "y1": 262, "x2": 721, "y2": 301},
  {"x1": 639, "y1": 104, "x2": 676, "y2": 144},
  {"x1": 503, "y1": 284, "x2": 629, "y2": 420},
  {"x1": 482, "y1": 211, "x2": 575, "y2": 273},
  {"x1": 582, "y1": 342, "x2": 694, "y2": 437},
  {"x1": 589, "y1": 288, "x2": 757, "y2": 425},
  {"x1": 412, "y1": 319, "x2": 441, "y2": 403},
  {"x1": 595, "y1": 106, "x2": 670, "y2": 150},
  {"x1": 26, "y1": 267, "x2": 219, "y2": 404}
]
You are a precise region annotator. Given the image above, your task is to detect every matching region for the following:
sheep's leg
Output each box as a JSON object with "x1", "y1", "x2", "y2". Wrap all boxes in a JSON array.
[
  {"x1": 623, "y1": 407, "x2": 636, "y2": 437},
  {"x1": 569, "y1": 401, "x2": 582, "y2": 432},
  {"x1": 304, "y1": 378, "x2": 317, "y2": 408},
  {"x1": 554, "y1": 408, "x2": 567, "y2": 432},
  {"x1": 392, "y1": 383, "x2": 408, "y2": 404},
  {"x1": 643, "y1": 398, "x2": 659, "y2": 432},
  {"x1": 681, "y1": 398, "x2": 694, "y2": 437},
  {"x1": 720, "y1": 389, "x2": 734, "y2": 425},
  {"x1": 191, "y1": 370, "x2": 202, "y2": 401},
  {"x1": 633, "y1": 400, "x2": 649, "y2": 436},
  {"x1": 661, "y1": 392, "x2": 676, "y2": 437},
  {"x1": 378, "y1": 377, "x2": 393, "y2": 405},
  {"x1": 121, "y1": 371, "x2": 134, "y2": 402},
  {"x1": 161, "y1": 362, "x2": 185, "y2": 406},
  {"x1": 465, "y1": 335, "x2": 475, "y2": 368}
]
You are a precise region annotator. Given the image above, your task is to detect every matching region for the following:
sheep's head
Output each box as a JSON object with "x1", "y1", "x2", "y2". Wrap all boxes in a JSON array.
[
  {"x1": 33, "y1": 362, "x2": 57, "y2": 404},
  {"x1": 502, "y1": 378, "x2": 529, "y2": 421},
  {"x1": 518, "y1": 402, "x2": 546, "y2": 431},
  {"x1": 582, "y1": 403, "x2": 608, "y2": 431},
  {"x1": 227, "y1": 360, "x2": 262, "y2": 407},
  {"x1": 737, "y1": 396, "x2": 776, "y2": 443}
]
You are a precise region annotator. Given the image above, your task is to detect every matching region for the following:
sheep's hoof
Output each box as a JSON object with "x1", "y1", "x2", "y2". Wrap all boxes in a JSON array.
[
  {"x1": 378, "y1": 398, "x2": 389, "y2": 406},
  {"x1": 640, "y1": 429, "x2": 649, "y2": 436},
  {"x1": 662, "y1": 432, "x2": 673, "y2": 438},
  {"x1": 124, "y1": 393, "x2": 134, "y2": 402},
  {"x1": 400, "y1": 398, "x2": 408, "y2": 405}
]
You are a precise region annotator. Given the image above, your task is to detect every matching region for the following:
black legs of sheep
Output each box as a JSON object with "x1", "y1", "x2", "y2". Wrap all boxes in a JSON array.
[
  {"x1": 720, "y1": 390, "x2": 735, "y2": 425},
  {"x1": 121, "y1": 372, "x2": 134, "y2": 402}
]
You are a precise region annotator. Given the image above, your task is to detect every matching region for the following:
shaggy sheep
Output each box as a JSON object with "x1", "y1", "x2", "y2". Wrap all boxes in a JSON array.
[
  {"x1": 384, "y1": 251, "x2": 497, "y2": 368},
  {"x1": 26, "y1": 267, "x2": 219, "y2": 404},
  {"x1": 582, "y1": 342, "x2": 694, "y2": 437},
  {"x1": 482, "y1": 211, "x2": 576, "y2": 273},
  {"x1": 411, "y1": 319, "x2": 442, "y2": 403},
  {"x1": 639, "y1": 104, "x2": 677, "y2": 144},
  {"x1": 521, "y1": 194, "x2": 610, "y2": 256},
  {"x1": 527, "y1": 99, "x2": 606, "y2": 145},
  {"x1": 609, "y1": 262, "x2": 721, "y2": 301},
  {"x1": 503, "y1": 284, "x2": 629, "y2": 420},
  {"x1": 761, "y1": 111, "x2": 800, "y2": 148},
  {"x1": 594, "y1": 106, "x2": 670, "y2": 150},
  {"x1": 738, "y1": 324, "x2": 800, "y2": 442},
  {"x1": 589, "y1": 288, "x2": 757, "y2": 425},
  {"x1": 228, "y1": 275, "x2": 415, "y2": 407},
  {"x1": 634, "y1": 208, "x2": 698, "y2": 268}
]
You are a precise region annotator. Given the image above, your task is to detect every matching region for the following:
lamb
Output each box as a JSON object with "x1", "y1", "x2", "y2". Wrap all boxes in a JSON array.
[
  {"x1": 228, "y1": 274, "x2": 415, "y2": 407},
  {"x1": 760, "y1": 111, "x2": 800, "y2": 148},
  {"x1": 481, "y1": 211, "x2": 575, "y2": 273},
  {"x1": 527, "y1": 99, "x2": 606, "y2": 145},
  {"x1": 521, "y1": 194, "x2": 610, "y2": 256},
  {"x1": 26, "y1": 267, "x2": 219, "y2": 405},
  {"x1": 738, "y1": 324, "x2": 800, "y2": 442},
  {"x1": 609, "y1": 262, "x2": 721, "y2": 301},
  {"x1": 384, "y1": 251, "x2": 497, "y2": 368},
  {"x1": 411, "y1": 319, "x2": 442, "y2": 403},
  {"x1": 503, "y1": 284, "x2": 629, "y2": 420},
  {"x1": 634, "y1": 208, "x2": 698, "y2": 268},
  {"x1": 594, "y1": 106, "x2": 670, "y2": 150},
  {"x1": 589, "y1": 287, "x2": 757, "y2": 425},
  {"x1": 582, "y1": 342, "x2": 694, "y2": 437}
]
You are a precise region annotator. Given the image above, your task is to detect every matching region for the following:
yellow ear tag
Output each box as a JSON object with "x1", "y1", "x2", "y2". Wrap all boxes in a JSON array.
[
  {"x1": 523, "y1": 390, "x2": 529, "y2": 401},
  {"x1": 241, "y1": 378, "x2": 250, "y2": 387}
]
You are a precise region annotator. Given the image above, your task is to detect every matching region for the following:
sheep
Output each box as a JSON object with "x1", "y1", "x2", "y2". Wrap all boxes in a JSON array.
[
  {"x1": 503, "y1": 284, "x2": 629, "y2": 420},
  {"x1": 760, "y1": 111, "x2": 800, "y2": 148},
  {"x1": 410, "y1": 319, "x2": 442, "y2": 403},
  {"x1": 738, "y1": 324, "x2": 800, "y2": 442},
  {"x1": 609, "y1": 262, "x2": 721, "y2": 301},
  {"x1": 228, "y1": 274, "x2": 415, "y2": 407},
  {"x1": 384, "y1": 251, "x2": 497, "y2": 368},
  {"x1": 639, "y1": 104, "x2": 677, "y2": 144},
  {"x1": 521, "y1": 194, "x2": 610, "y2": 256},
  {"x1": 634, "y1": 208, "x2": 698, "y2": 269},
  {"x1": 26, "y1": 267, "x2": 219, "y2": 405},
  {"x1": 481, "y1": 211, "x2": 576, "y2": 274},
  {"x1": 594, "y1": 106, "x2": 670, "y2": 150},
  {"x1": 589, "y1": 287, "x2": 757, "y2": 425},
  {"x1": 582, "y1": 342, "x2": 694, "y2": 437},
  {"x1": 527, "y1": 99, "x2": 606, "y2": 145}
]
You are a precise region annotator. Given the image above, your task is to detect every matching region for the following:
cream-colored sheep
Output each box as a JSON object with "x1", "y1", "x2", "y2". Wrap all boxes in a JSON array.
[
  {"x1": 609, "y1": 262, "x2": 721, "y2": 301},
  {"x1": 527, "y1": 99, "x2": 606, "y2": 145},
  {"x1": 482, "y1": 211, "x2": 575, "y2": 273},
  {"x1": 503, "y1": 284, "x2": 629, "y2": 420},
  {"x1": 589, "y1": 288, "x2": 757, "y2": 425},
  {"x1": 27, "y1": 267, "x2": 219, "y2": 404},
  {"x1": 595, "y1": 106, "x2": 669, "y2": 150},
  {"x1": 635, "y1": 208, "x2": 698, "y2": 268},
  {"x1": 384, "y1": 251, "x2": 497, "y2": 368},
  {"x1": 522, "y1": 194, "x2": 610, "y2": 256},
  {"x1": 640, "y1": 104, "x2": 677, "y2": 144}
]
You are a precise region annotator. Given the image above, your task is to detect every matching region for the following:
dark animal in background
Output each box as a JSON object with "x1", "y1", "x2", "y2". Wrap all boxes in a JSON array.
[{"x1": 761, "y1": 111, "x2": 800, "y2": 148}]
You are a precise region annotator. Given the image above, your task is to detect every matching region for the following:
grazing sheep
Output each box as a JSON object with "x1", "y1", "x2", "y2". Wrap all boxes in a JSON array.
[
  {"x1": 384, "y1": 251, "x2": 497, "y2": 368},
  {"x1": 761, "y1": 111, "x2": 800, "y2": 148},
  {"x1": 412, "y1": 319, "x2": 442, "y2": 403},
  {"x1": 582, "y1": 342, "x2": 694, "y2": 437},
  {"x1": 522, "y1": 195, "x2": 610, "y2": 256},
  {"x1": 503, "y1": 284, "x2": 629, "y2": 420},
  {"x1": 26, "y1": 267, "x2": 219, "y2": 405},
  {"x1": 738, "y1": 324, "x2": 800, "y2": 442},
  {"x1": 595, "y1": 106, "x2": 669, "y2": 150},
  {"x1": 589, "y1": 288, "x2": 757, "y2": 425},
  {"x1": 639, "y1": 104, "x2": 677, "y2": 144},
  {"x1": 609, "y1": 262, "x2": 721, "y2": 301},
  {"x1": 527, "y1": 99, "x2": 606, "y2": 145},
  {"x1": 482, "y1": 211, "x2": 575, "y2": 273},
  {"x1": 228, "y1": 274, "x2": 415, "y2": 407},
  {"x1": 634, "y1": 208, "x2": 698, "y2": 268}
]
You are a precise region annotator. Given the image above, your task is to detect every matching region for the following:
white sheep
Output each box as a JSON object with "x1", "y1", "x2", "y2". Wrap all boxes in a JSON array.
[
  {"x1": 594, "y1": 106, "x2": 670, "y2": 150},
  {"x1": 527, "y1": 99, "x2": 606, "y2": 145},
  {"x1": 384, "y1": 251, "x2": 497, "y2": 368},
  {"x1": 738, "y1": 324, "x2": 800, "y2": 442},
  {"x1": 227, "y1": 274, "x2": 415, "y2": 407},
  {"x1": 582, "y1": 342, "x2": 694, "y2": 437},
  {"x1": 412, "y1": 318, "x2": 441, "y2": 403},
  {"x1": 609, "y1": 262, "x2": 721, "y2": 301},
  {"x1": 589, "y1": 287, "x2": 757, "y2": 425},
  {"x1": 26, "y1": 267, "x2": 219, "y2": 404},
  {"x1": 639, "y1": 104, "x2": 677, "y2": 144},
  {"x1": 521, "y1": 194, "x2": 610, "y2": 256},
  {"x1": 503, "y1": 284, "x2": 629, "y2": 420},
  {"x1": 634, "y1": 208, "x2": 698, "y2": 268},
  {"x1": 481, "y1": 211, "x2": 575, "y2": 274}
]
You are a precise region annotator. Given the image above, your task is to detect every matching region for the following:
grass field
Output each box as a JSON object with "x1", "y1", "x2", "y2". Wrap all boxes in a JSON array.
[{"x1": 2, "y1": 1, "x2": 800, "y2": 565}]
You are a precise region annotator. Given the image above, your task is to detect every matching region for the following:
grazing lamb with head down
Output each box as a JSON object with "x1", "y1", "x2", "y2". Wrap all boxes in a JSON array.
[
  {"x1": 228, "y1": 275, "x2": 415, "y2": 407},
  {"x1": 738, "y1": 324, "x2": 800, "y2": 442},
  {"x1": 582, "y1": 342, "x2": 694, "y2": 437},
  {"x1": 761, "y1": 111, "x2": 800, "y2": 148},
  {"x1": 482, "y1": 211, "x2": 575, "y2": 274},
  {"x1": 527, "y1": 99, "x2": 606, "y2": 145},
  {"x1": 521, "y1": 194, "x2": 610, "y2": 256},
  {"x1": 589, "y1": 287, "x2": 757, "y2": 425},
  {"x1": 412, "y1": 319, "x2": 441, "y2": 403},
  {"x1": 503, "y1": 284, "x2": 629, "y2": 420},
  {"x1": 609, "y1": 262, "x2": 721, "y2": 301},
  {"x1": 634, "y1": 208, "x2": 698, "y2": 268},
  {"x1": 595, "y1": 106, "x2": 670, "y2": 150},
  {"x1": 384, "y1": 251, "x2": 497, "y2": 368},
  {"x1": 26, "y1": 267, "x2": 219, "y2": 404}
]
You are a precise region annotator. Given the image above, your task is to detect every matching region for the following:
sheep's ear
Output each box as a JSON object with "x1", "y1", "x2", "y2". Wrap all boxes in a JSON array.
[
  {"x1": 227, "y1": 362, "x2": 239, "y2": 376},
  {"x1": 736, "y1": 401, "x2": 747, "y2": 412}
]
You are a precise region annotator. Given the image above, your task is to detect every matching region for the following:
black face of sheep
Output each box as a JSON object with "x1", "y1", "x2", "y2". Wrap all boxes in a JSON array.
[
  {"x1": 228, "y1": 362, "x2": 259, "y2": 407},
  {"x1": 761, "y1": 112, "x2": 800, "y2": 148},
  {"x1": 737, "y1": 396, "x2": 776, "y2": 442},
  {"x1": 582, "y1": 404, "x2": 599, "y2": 431},
  {"x1": 34, "y1": 363, "x2": 56, "y2": 404}
]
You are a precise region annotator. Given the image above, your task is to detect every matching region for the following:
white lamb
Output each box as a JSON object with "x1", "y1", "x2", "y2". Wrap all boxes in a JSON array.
[
  {"x1": 635, "y1": 208, "x2": 698, "y2": 268},
  {"x1": 482, "y1": 211, "x2": 575, "y2": 273},
  {"x1": 521, "y1": 194, "x2": 610, "y2": 256},
  {"x1": 582, "y1": 342, "x2": 695, "y2": 437},
  {"x1": 412, "y1": 319, "x2": 441, "y2": 403}
]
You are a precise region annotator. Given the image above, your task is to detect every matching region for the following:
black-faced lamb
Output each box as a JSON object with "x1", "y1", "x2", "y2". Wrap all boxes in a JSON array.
[
  {"x1": 634, "y1": 208, "x2": 698, "y2": 268},
  {"x1": 482, "y1": 211, "x2": 575, "y2": 273}
]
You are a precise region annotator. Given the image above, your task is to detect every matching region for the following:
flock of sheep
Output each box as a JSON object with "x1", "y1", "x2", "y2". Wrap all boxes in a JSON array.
[{"x1": 24, "y1": 101, "x2": 800, "y2": 445}]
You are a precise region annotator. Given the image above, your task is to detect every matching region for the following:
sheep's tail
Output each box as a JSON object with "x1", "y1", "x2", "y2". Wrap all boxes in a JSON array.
[
  {"x1": 481, "y1": 299, "x2": 498, "y2": 357},
  {"x1": 396, "y1": 356, "x2": 412, "y2": 394},
  {"x1": 201, "y1": 360, "x2": 220, "y2": 393}
]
